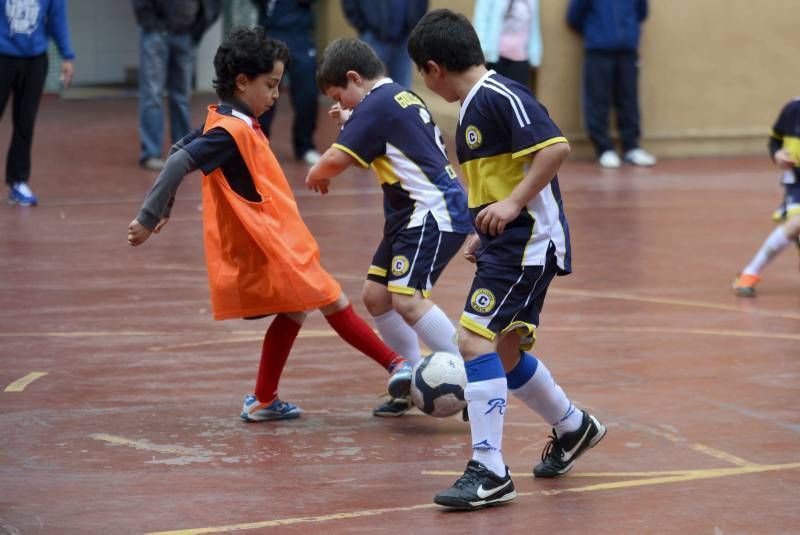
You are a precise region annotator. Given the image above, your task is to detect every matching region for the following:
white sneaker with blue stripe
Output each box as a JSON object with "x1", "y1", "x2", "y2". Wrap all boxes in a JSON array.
[{"x1": 240, "y1": 394, "x2": 301, "y2": 422}]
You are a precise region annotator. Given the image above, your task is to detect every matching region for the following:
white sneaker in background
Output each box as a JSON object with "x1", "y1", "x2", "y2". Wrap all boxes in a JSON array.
[
  {"x1": 598, "y1": 150, "x2": 621, "y2": 169},
  {"x1": 624, "y1": 148, "x2": 657, "y2": 167},
  {"x1": 301, "y1": 149, "x2": 321, "y2": 166}
]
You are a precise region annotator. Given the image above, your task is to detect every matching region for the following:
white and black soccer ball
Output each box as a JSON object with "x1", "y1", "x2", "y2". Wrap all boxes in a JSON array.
[{"x1": 410, "y1": 351, "x2": 467, "y2": 417}]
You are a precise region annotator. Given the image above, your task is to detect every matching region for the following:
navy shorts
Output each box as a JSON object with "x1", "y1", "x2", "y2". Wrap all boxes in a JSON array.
[
  {"x1": 460, "y1": 242, "x2": 559, "y2": 350},
  {"x1": 367, "y1": 213, "x2": 468, "y2": 297}
]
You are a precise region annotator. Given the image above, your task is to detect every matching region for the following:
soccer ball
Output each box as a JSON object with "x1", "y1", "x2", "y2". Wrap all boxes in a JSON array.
[{"x1": 410, "y1": 352, "x2": 467, "y2": 417}]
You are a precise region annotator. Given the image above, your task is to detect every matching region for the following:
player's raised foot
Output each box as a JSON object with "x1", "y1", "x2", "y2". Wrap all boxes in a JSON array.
[
  {"x1": 240, "y1": 394, "x2": 301, "y2": 422},
  {"x1": 372, "y1": 395, "x2": 412, "y2": 417},
  {"x1": 732, "y1": 273, "x2": 760, "y2": 297},
  {"x1": 533, "y1": 411, "x2": 606, "y2": 478},
  {"x1": 434, "y1": 460, "x2": 516, "y2": 510},
  {"x1": 386, "y1": 359, "x2": 413, "y2": 399}
]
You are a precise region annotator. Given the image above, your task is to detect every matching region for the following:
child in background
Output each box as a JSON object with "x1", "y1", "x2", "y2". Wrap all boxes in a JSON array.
[
  {"x1": 127, "y1": 27, "x2": 412, "y2": 422},
  {"x1": 305, "y1": 38, "x2": 473, "y2": 417},
  {"x1": 408, "y1": 9, "x2": 606, "y2": 510},
  {"x1": 733, "y1": 97, "x2": 800, "y2": 297}
]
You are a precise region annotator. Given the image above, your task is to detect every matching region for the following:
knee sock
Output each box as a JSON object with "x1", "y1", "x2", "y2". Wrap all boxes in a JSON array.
[
  {"x1": 465, "y1": 353, "x2": 508, "y2": 477},
  {"x1": 373, "y1": 309, "x2": 422, "y2": 367},
  {"x1": 254, "y1": 314, "x2": 302, "y2": 402},
  {"x1": 325, "y1": 304, "x2": 401, "y2": 372},
  {"x1": 506, "y1": 352, "x2": 582, "y2": 436},
  {"x1": 743, "y1": 226, "x2": 792, "y2": 275},
  {"x1": 411, "y1": 305, "x2": 460, "y2": 356}
]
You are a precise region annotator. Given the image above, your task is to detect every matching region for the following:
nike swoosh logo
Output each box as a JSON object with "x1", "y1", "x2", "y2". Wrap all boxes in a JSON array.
[
  {"x1": 476, "y1": 479, "x2": 511, "y2": 499},
  {"x1": 562, "y1": 423, "x2": 592, "y2": 461}
]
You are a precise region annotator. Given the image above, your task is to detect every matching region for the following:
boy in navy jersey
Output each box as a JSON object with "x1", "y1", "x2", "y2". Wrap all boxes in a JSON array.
[
  {"x1": 306, "y1": 38, "x2": 473, "y2": 416},
  {"x1": 733, "y1": 97, "x2": 800, "y2": 296},
  {"x1": 408, "y1": 9, "x2": 606, "y2": 510}
]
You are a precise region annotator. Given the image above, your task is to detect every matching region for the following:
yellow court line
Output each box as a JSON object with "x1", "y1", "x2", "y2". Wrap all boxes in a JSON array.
[
  {"x1": 4, "y1": 371, "x2": 47, "y2": 392},
  {"x1": 148, "y1": 462, "x2": 800, "y2": 535},
  {"x1": 550, "y1": 288, "x2": 800, "y2": 320}
]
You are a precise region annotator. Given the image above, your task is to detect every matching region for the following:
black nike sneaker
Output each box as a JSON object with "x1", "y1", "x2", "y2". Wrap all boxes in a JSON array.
[
  {"x1": 434, "y1": 460, "x2": 516, "y2": 510},
  {"x1": 533, "y1": 410, "x2": 606, "y2": 478}
]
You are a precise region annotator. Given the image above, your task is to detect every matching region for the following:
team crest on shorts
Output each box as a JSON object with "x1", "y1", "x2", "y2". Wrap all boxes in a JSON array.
[
  {"x1": 391, "y1": 255, "x2": 410, "y2": 276},
  {"x1": 470, "y1": 288, "x2": 496, "y2": 313},
  {"x1": 465, "y1": 125, "x2": 482, "y2": 149}
]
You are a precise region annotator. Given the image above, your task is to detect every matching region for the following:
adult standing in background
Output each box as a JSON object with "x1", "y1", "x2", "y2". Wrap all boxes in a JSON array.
[
  {"x1": 473, "y1": 0, "x2": 542, "y2": 93},
  {"x1": 567, "y1": 0, "x2": 656, "y2": 168},
  {"x1": 1, "y1": 0, "x2": 74, "y2": 206},
  {"x1": 252, "y1": 0, "x2": 321, "y2": 166},
  {"x1": 133, "y1": 0, "x2": 221, "y2": 171},
  {"x1": 342, "y1": 0, "x2": 428, "y2": 89}
]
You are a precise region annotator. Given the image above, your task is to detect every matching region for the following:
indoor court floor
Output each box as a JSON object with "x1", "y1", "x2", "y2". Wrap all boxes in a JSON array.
[{"x1": 1, "y1": 95, "x2": 798, "y2": 534}]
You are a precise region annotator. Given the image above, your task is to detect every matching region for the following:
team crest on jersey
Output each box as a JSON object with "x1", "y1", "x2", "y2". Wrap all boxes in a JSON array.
[
  {"x1": 391, "y1": 255, "x2": 410, "y2": 276},
  {"x1": 465, "y1": 125, "x2": 482, "y2": 149},
  {"x1": 470, "y1": 288, "x2": 495, "y2": 313}
]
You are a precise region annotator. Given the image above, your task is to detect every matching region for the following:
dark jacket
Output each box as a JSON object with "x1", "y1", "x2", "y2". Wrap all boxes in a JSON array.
[
  {"x1": 342, "y1": 0, "x2": 428, "y2": 43},
  {"x1": 132, "y1": 0, "x2": 221, "y2": 43},
  {"x1": 567, "y1": 0, "x2": 647, "y2": 51},
  {"x1": 250, "y1": 0, "x2": 316, "y2": 35}
]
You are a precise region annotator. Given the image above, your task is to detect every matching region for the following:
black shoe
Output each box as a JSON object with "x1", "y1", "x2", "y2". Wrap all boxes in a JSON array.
[
  {"x1": 533, "y1": 410, "x2": 606, "y2": 478},
  {"x1": 434, "y1": 460, "x2": 516, "y2": 510},
  {"x1": 372, "y1": 396, "x2": 411, "y2": 417}
]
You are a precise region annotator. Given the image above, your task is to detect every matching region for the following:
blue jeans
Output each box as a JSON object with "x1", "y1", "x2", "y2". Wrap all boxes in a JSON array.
[
  {"x1": 138, "y1": 30, "x2": 195, "y2": 161},
  {"x1": 360, "y1": 31, "x2": 412, "y2": 88}
]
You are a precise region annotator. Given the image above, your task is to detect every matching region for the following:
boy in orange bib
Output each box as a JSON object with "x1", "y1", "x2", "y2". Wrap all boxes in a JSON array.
[{"x1": 127, "y1": 27, "x2": 412, "y2": 421}]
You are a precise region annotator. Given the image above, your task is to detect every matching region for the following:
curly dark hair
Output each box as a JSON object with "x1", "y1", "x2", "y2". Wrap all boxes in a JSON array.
[
  {"x1": 407, "y1": 9, "x2": 485, "y2": 73},
  {"x1": 316, "y1": 38, "x2": 385, "y2": 91},
  {"x1": 213, "y1": 26, "x2": 290, "y2": 99}
]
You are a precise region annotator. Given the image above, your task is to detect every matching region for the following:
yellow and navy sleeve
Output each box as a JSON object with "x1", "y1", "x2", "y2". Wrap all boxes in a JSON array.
[
  {"x1": 482, "y1": 77, "x2": 567, "y2": 160},
  {"x1": 333, "y1": 103, "x2": 387, "y2": 168}
]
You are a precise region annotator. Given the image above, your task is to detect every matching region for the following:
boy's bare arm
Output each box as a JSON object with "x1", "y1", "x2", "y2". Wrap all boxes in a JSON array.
[
  {"x1": 476, "y1": 142, "x2": 571, "y2": 236},
  {"x1": 305, "y1": 147, "x2": 358, "y2": 195}
]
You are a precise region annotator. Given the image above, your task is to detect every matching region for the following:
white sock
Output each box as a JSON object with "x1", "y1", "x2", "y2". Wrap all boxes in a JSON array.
[
  {"x1": 465, "y1": 353, "x2": 507, "y2": 477},
  {"x1": 373, "y1": 309, "x2": 422, "y2": 366},
  {"x1": 743, "y1": 227, "x2": 792, "y2": 275},
  {"x1": 507, "y1": 354, "x2": 582, "y2": 435},
  {"x1": 412, "y1": 305, "x2": 460, "y2": 355}
]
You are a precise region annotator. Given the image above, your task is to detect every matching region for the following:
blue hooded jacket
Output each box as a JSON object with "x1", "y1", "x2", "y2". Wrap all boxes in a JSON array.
[
  {"x1": 0, "y1": 0, "x2": 74, "y2": 59},
  {"x1": 567, "y1": 0, "x2": 647, "y2": 51}
]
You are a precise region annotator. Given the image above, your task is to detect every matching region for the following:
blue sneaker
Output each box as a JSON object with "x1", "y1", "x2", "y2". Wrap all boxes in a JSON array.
[
  {"x1": 8, "y1": 182, "x2": 38, "y2": 206},
  {"x1": 387, "y1": 360, "x2": 413, "y2": 399},
  {"x1": 240, "y1": 394, "x2": 301, "y2": 422}
]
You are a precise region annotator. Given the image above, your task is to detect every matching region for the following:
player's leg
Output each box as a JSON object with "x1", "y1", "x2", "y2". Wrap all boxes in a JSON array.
[
  {"x1": 320, "y1": 293, "x2": 412, "y2": 398},
  {"x1": 386, "y1": 218, "x2": 466, "y2": 356},
  {"x1": 241, "y1": 311, "x2": 307, "y2": 422},
  {"x1": 734, "y1": 192, "x2": 800, "y2": 297},
  {"x1": 433, "y1": 326, "x2": 515, "y2": 510},
  {"x1": 363, "y1": 237, "x2": 423, "y2": 365}
]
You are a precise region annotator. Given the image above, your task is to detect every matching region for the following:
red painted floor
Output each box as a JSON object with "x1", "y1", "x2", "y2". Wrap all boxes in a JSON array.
[{"x1": 0, "y1": 94, "x2": 798, "y2": 534}]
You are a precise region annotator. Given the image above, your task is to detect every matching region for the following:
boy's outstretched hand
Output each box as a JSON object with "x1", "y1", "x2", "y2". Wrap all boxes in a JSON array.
[
  {"x1": 305, "y1": 174, "x2": 330, "y2": 195},
  {"x1": 127, "y1": 217, "x2": 168, "y2": 246}
]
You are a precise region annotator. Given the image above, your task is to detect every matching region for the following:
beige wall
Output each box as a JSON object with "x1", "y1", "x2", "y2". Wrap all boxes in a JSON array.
[{"x1": 318, "y1": 0, "x2": 799, "y2": 158}]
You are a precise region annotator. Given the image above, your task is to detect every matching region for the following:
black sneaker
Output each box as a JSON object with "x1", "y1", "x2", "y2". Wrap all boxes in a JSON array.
[
  {"x1": 434, "y1": 460, "x2": 516, "y2": 510},
  {"x1": 372, "y1": 396, "x2": 411, "y2": 417},
  {"x1": 533, "y1": 410, "x2": 606, "y2": 478}
]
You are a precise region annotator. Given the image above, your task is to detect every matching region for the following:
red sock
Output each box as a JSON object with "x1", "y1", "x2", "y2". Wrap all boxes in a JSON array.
[
  {"x1": 254, "y1": 314, "x2": 302, "y2": 402},
  {"x1": 325, "y1": 304, "x2": 401, "y2": 371}
]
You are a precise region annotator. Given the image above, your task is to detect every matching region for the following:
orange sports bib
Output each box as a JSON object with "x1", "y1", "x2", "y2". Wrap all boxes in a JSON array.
[{"x1": 200, "y1": 105, "x2": 340, "y2": 320}]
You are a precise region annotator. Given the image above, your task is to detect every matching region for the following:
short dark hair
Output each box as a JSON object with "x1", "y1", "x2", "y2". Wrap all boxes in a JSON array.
[
  {"x1": 213, "y1": 26, "x2": 290, "y2": 99},
  {"x1": 407, "y1": 9, "x2": 485, "y2": 73},
  {"x1": 316, "y1": 38, "x2": 385, "y2": 91}
]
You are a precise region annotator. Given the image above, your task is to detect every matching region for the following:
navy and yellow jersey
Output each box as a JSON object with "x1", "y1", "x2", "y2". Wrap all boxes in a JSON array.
[
  {"x1": 456, "y1": 70, "x2": 571, "y2": 273},
  {"x1": 770, "y1": 97, "x2": 800, "y2": 185},
  {"x1": 333, "y1": 78, "x2": 472, "y2": 237}
]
